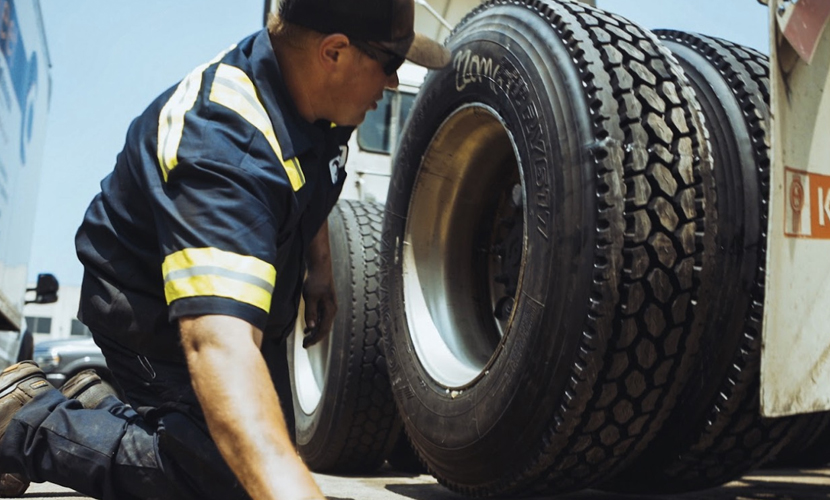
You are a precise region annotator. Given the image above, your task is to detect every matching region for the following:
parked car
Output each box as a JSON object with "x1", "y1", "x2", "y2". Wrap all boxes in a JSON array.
[{"x1": 33, "y1": 337, "x2": 114, "y2": 390}]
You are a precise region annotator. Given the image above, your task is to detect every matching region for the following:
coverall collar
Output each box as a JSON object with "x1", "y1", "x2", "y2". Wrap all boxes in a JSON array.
[{"x1": 250, "y1": 29, "x2": 323, "y2": 160}]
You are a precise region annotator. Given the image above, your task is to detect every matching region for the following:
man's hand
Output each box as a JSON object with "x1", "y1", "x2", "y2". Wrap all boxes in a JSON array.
[{"x1": 303, "y1": 221, "x2": 337, "y2": 348}]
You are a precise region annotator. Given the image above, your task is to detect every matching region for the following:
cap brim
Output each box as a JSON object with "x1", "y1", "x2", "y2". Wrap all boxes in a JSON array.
[{"x1": 405, "y1": 33, "x2": 451, "y2": 69}]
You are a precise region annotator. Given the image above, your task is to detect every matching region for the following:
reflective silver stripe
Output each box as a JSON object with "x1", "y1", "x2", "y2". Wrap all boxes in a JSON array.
[{"x1": 164, "y1": 266, "x2": 275, "y2": 295}]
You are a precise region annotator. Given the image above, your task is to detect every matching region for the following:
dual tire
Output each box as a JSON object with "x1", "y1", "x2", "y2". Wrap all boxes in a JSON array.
[
  {"x1": 604, "y1": 31, "x2": 804, "y2": 494},
  {"x1": 380, "y1": 0, "x2": 714, "y2": 495}
]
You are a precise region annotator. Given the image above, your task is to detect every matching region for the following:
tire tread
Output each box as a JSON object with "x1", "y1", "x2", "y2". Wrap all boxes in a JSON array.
[
  {"x1": 435, "y1": 0, "x2": 715, "y2": 495},
  {"x1": 335, "y1": 200, "x2": 399, "y2": 470},
  {"x1": 611, "y1": 31, "x2": 799, "y2": 491}
]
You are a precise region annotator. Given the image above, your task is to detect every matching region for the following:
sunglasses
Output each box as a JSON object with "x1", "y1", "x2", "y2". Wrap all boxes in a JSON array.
[{"x1": 351, "y1": 40, "x2": 405, "y2": 76}]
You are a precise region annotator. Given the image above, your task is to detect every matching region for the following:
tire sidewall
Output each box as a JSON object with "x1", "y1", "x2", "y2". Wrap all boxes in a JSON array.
[
  {"x1": 382, "y1": 6, "x2": 597, "y2": 477},
  {"x1": 288, "y1": 203, "x2": 350, "y2": 452}
]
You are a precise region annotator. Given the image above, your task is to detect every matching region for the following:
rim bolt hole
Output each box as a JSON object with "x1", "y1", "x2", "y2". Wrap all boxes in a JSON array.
[{"x1": 494, "y1": 296, "x2": 514, "y2": 321}]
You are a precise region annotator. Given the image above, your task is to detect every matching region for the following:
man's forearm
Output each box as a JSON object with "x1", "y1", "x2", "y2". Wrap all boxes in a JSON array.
[
  {"x1": 180, "y1": 315, "x2": 324, "y2": 500},
  {"x1": 307, "y1": 220, "x2": 331, "y2": 272}
]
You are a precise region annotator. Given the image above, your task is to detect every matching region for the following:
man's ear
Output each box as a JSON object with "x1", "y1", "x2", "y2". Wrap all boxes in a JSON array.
[{"x1": 319, "y1": 34, "x2": 351, "y2": 71}]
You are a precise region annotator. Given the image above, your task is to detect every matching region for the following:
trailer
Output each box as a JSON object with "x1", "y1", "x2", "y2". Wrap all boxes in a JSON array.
[{"x1": 0, "y1": 0, "x2": 57, "y2": 367}]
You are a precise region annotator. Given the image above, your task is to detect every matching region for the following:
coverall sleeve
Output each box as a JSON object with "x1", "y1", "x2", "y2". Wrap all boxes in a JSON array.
[{"x1": 151, "y1": 155, "x2": 292, "y2": 331}]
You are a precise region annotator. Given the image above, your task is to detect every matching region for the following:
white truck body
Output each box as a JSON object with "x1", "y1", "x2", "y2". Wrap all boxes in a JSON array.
[{"x1": 0, "y1": 0, "x2": 51, "y2": 361}]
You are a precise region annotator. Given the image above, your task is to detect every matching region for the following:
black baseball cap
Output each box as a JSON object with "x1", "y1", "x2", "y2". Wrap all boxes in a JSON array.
[{"x1": 279, "y1": 0, "x2": 451, "y2": 70}]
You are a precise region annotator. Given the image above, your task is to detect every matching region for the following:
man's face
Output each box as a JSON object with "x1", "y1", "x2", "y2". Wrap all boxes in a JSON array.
[{"x1": 332, "y1": 45, "x2": 399, "y2": 126}]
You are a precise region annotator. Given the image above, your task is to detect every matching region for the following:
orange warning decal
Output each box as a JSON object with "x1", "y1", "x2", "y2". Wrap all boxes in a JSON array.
[{"x1": 785, "y1": 167, "x2": 830, "y2": 239}]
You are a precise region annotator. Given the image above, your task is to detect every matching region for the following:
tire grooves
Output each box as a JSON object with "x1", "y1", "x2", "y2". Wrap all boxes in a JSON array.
[
  {"x1": 330, "y1": 200, "x2": 400, "y2": 471},
  {"x1": 435, "y1": 0, "x2": 714, "y2": 495},
  {"x1": 611, "y1": 32, "x2": 803, "y2": 490}
]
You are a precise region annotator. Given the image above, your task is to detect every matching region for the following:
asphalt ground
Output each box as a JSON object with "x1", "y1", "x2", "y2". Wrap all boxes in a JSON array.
[{"x1": 20, "y1": 466, "x2": 830, "y2": 499}]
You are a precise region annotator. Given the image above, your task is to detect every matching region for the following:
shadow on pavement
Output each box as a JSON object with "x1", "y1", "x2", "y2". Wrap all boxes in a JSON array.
[{"x1": 384, "y1": 468, "x2": 830, "y2": 500}]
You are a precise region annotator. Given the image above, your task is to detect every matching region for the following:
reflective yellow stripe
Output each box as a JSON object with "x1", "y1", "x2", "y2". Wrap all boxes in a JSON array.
[
  {"x1": 157, "y1": 45, "x2": 236, "y2": 182},
  {"x1": 209, "y1": 63, "x2": 306, "y2": 191},
  {"x1": 162, "y1": 247, "x2": 276, "y2": 313}
]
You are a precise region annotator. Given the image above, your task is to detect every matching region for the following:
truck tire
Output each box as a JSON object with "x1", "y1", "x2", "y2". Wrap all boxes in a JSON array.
[
  {"x1": 287, "y1": 199, "x2": 400, "y2": 473},
  {"x1": 380, "y1": 0, "x2": 715, "y2": 495},
  {"x1": 603, "y1": 32, "x2": 803, "y2": 493}
]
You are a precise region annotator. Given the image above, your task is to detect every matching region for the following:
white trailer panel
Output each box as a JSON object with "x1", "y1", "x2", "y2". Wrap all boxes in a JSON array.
[{"x1": 763, "y1": 0, "x2": 830, "y2": 417}]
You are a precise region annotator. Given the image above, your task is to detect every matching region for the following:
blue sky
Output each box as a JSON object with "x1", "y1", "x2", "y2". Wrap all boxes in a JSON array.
[{"x1": 28, "y1": 0, "x2": 770, "y2": 287}]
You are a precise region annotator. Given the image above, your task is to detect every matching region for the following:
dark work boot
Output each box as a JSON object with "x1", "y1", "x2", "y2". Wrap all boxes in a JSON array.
[
  {"x1": 60, "y1": 369, "x2": 119, "y2": 409},
  {"x1": 0, "y1": 361, "x2": 56, "y2": 497},
  {"x1": 0, "y1": 474, "x2": 27, "y2": 498}
]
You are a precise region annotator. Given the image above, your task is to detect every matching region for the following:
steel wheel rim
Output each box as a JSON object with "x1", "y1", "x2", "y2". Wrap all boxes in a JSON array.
[
  {"x1": 403, "y1": 104, "x2": 525, "y2": 389},
  {"x1": 292, "y1": 299, "x2": 332, "y2": 414}
]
